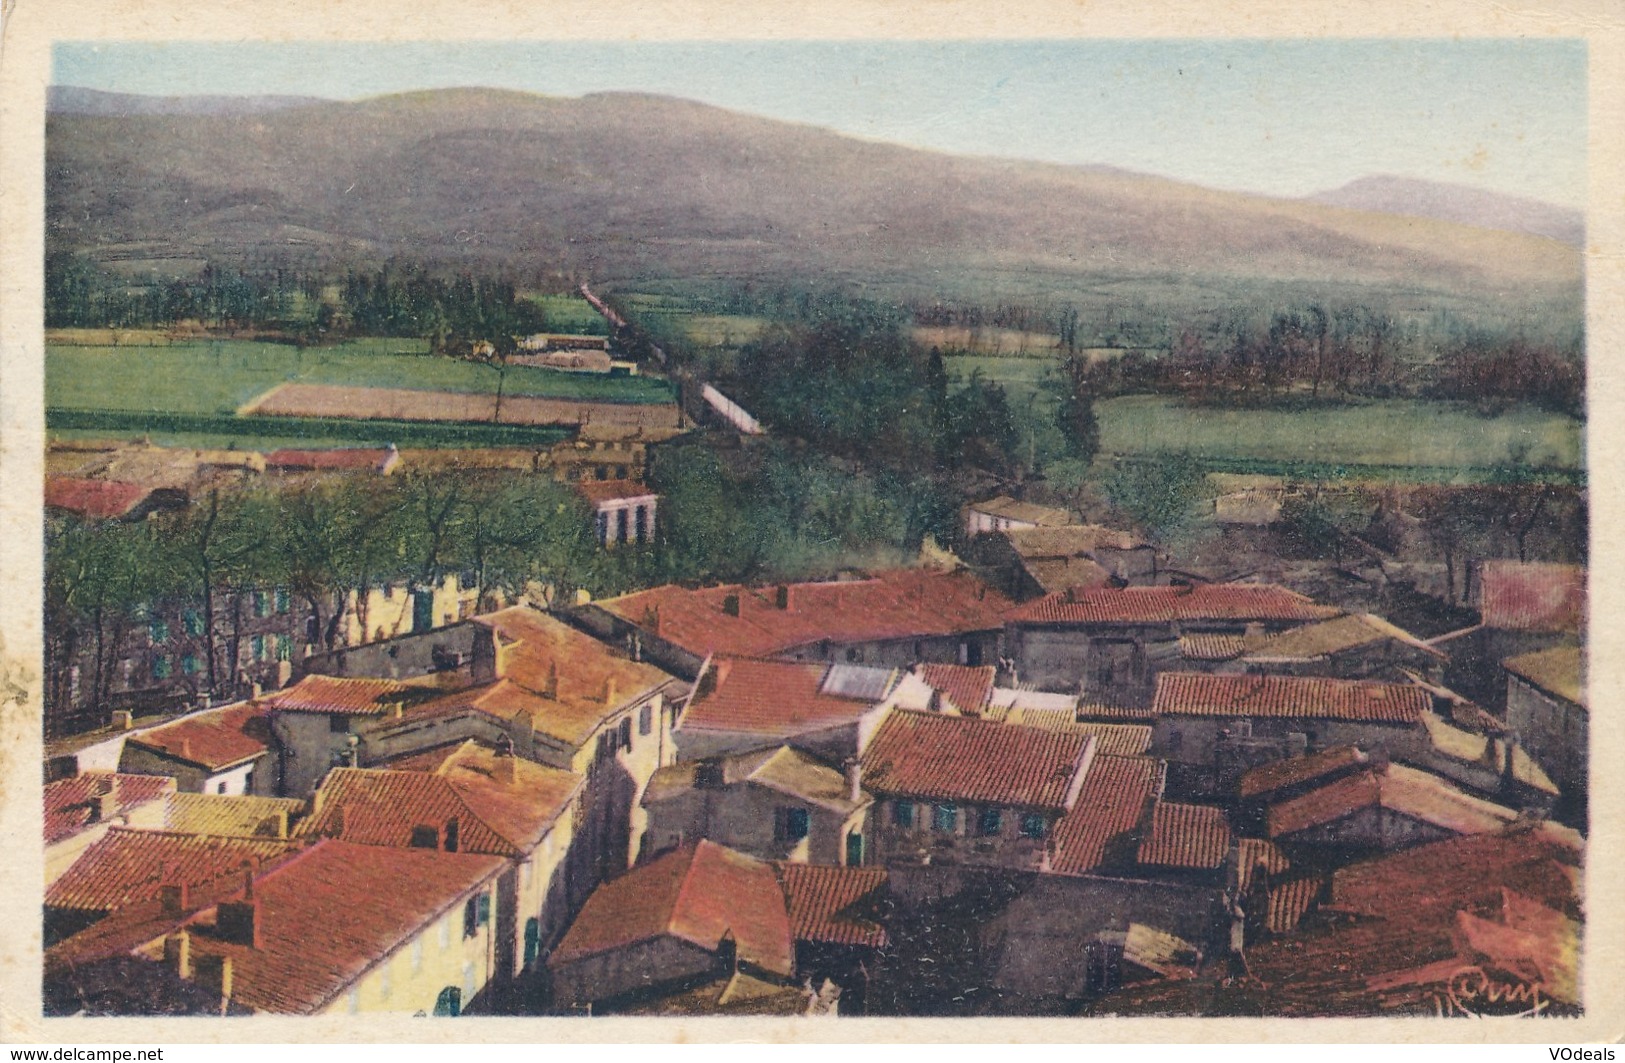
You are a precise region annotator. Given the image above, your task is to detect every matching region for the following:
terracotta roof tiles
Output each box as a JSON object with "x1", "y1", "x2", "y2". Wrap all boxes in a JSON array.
[
  {"x1": 46, "y1": 827, "x2": 294, "y2": 913},
  {"x1": 775, "y1": 864, "x2": 888, "y2": 948},
  {"x1": 161, "y1": 793, "x2": 305, "y2": 839},
  {"x1": 680, "y1": 657, "x2": 877, "y2": 738},
  {"x1": 916, "y1": 663, "x2": 996, "y2": 715},
  {"x1": 1136, "y1": 801, "x2": 1231, "y2": 870},
  {"x1": 1267, "y1": 763, "x2": 1519, "y2": 839},
  {"x1": 45, "y1": 773, "x2": 176, "y2": 846},
  {"x1": 1008, "y1": 583, "x2": 1339, "y2": 626},
  {"x1": 549, "y1": 841, "x2": 793, "y2": 976},
  {"x1": 264, "y1": 676, "x2": 420, "y2": 715},
  {"x1": 862, "y1": 710, "x2": 1095, "y2": 811},
  {"x1": 124, "y1": 701, "x2": 273, "y2": 771},
  {"x1": 600, "y1": 568, "x2": 1016, "y2": 659},
  {"x1": 1153, "y1": 673, "x2": 1430, "y2": 723},
  {"x1": 1238, "y1": 746, "x2": 1370, "y2": 800},
  {"x1": 44, "y1": 477, "x2": 151, "y2": 520},
  {"x1": 575, "y1": 479, "x2": 658, "y2": 505},
  {"x1": 1050, "y1": 755, "x2": 1163, "y2": 875},
  {"x1": 1478, "y1": 561, "x2": 1585, "y2": 633}
]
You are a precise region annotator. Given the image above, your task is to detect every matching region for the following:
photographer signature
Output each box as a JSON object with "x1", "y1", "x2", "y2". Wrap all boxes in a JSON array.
[{"x1": 1431, "y1": 965, "x2": 1549, "y2": 1017}]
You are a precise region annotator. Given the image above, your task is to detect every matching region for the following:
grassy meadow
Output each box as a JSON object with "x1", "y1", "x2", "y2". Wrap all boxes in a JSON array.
[{"x1": 46, "y1": 338, "x2": 673, "y2": 449}]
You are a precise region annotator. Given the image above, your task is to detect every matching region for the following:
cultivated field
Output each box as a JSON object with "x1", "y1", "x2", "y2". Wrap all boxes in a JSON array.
[
  {"x1": 1097, "y1": 395, "x2": 1583, "y2": 477},
  {"x1": 45, "y1": 339, "x2": 675, "y2": 448},
  {"x1": 526, "y1": 293, "x2": 611, "y2": 335}
]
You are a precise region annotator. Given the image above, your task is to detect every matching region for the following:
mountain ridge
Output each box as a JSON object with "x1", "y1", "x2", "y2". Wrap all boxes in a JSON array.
[{"x1": 46, "y1": 87, "x2": 1582, "y2": 319}]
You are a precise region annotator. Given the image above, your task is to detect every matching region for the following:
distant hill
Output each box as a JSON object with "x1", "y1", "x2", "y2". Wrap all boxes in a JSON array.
[
  {"x1": 45, "y1": 88, "x2": 1582, "y2": 319},
  {"x1": 1307, "y1": 175, "x2": 1584, "y2": 247},
  {"x1": 48, "y1": 85, "x2": 330, "y2": 117}
]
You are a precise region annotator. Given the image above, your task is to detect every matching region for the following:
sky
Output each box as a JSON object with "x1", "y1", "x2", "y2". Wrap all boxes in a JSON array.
[{"x1": 53, "y1": 39, "x2": 1588, "y2": 208}]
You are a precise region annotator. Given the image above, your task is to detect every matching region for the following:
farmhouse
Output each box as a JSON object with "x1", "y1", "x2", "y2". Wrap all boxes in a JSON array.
[
  {"x1": 963, "y1": 495, "x2": 1073, "y2": 539},
  {"x1": 575, "y1": 479, "x2": 659, "y2": 547}
]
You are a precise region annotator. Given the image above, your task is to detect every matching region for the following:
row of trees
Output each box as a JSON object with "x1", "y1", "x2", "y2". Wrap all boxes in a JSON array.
[
  {"x1": 45, "y1": 473, "x2": 598, "y2": 713},
  {"x1": 45, "y1": 255, "x2": 554, "y2": 352}
]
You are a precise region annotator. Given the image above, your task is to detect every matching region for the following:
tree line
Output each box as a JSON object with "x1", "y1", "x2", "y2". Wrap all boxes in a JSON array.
[{"x1": 45, "y1": 255, "x2": 551, "y2": 351}]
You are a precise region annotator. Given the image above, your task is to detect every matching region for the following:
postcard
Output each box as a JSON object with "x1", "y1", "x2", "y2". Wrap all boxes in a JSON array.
[{"x1": 1, "y1": 0, "x2": 1621, "y2": 1045}]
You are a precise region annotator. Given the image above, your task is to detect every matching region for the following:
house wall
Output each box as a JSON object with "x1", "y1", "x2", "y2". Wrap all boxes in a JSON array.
[
  {"x1": 1152, "y1": 716, "x2": 1423, "y2": 797},
  {"x1": 305, "y1": 620, "x2": 483, "y2": 683},
  {"x1": 564, "y1": 692, "x2": 674, "y2": 900},
  {"x1": 866, "y1": 797, "x2": 1053, "y2": 872},
  {"x1": 778, "y1": 632, "x2": 1003, "y2": 671},
  {"x1": 313, "y1": 878, "x2": 500, "y2": 1016},
  {"x1": 549, "y1": 936, "x2": 717, "y2": 1011},
  {"x1": 515, "y1": 812, "x2": 580, "y2": 970},
  {"x1": 565, "y1": 605, "x2": 707, "y2": 681},
  {"x1": 1506, "y1": 676, "x2": 1586, "y2": 804},
  {"x1": 1244, "y1": 642, "x2": 1445, "y2": 685},
  {"x1": 115, "y1": 745, "x2": 270, "y2": 796},
  {"x1": 644, "y1": 782, "x2": 868, "y2": 866}
]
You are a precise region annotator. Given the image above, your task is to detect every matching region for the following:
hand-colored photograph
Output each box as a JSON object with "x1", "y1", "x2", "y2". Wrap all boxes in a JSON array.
[{"x1": 31, "y1": 34, "x2": 1587, "y2": 1022}]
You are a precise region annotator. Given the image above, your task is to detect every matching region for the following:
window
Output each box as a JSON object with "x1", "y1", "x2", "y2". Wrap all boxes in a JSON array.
[
  {"x1": 775, "y1": 806, "x2": 811, "y2": 842},
  {"x1": 183, "y1": 609, "x2": 204, "y2": 637},
  {"x1": 845, "y1": 832, "x2": 864, "y2": 867},
  {"x1": 253, "y1": 591, "x2": 270, "y2": 618},
  {"x1": 619, "y1": 717, "x2": 633, "y2": 752},
  {"x1": 933, "y1": 804, "x2": 959, "y2": 833},
  {"x1": 634, "y1": 506, "x2": 647, "y2": 542},
  {"x1": 275, "y1": 588, "x2": 290, "y2": 614},
  {"x1": 893, "y1": 800, "x2": 915, "y2": 828},
  {"x1": 639, "y1": 703, "x2": 653, "y2": 736},
  {"x1": 149, "y1": 618, "x2": 170, "y2": 644},
  {"x1": 151, "y1": 655, "x2": 171, "y2": 681},
  {"x1": 181, "y1": 653, "x2": 199, "y2": 676},
  {"x1": 477, "y1": 891, "x2": 491, "y2": 926},
  {"x1": 216, "y1": 781, "x2": 227, "y2": 795},
  {"x1": 433, "y1": 986, "x2": 460, "y2": 1017},
  {"x1": 1020, "y1": 813, "x2": 1049, "y2": 839},
  {"x1": 979, "y1": 807, "x2": 1003, "y2": 836},
  {"x1": 595, "y1": 511, "x2": 609, "y2": 545},
  {"x1": 251, "y1": 635, "x2": 265, "y2": 661},
  {"x1": 464, "y1": 897, "x2": 479, "y2": 939},
  {"x1": 845, "y1": 647, "x2": 862, "y2": 663},
  {"x1": 410, "y1": 825, "x2": 439, "y2": 849},
  {"x1": 277, "y1": 638, "x2": 293, "y2": 663},
  {"x1": 616, "y1": 507, "x2": 629, "y2": 543},
  {"x1": 243, "y1": 770, "x2": 254, "y2": 793},
  {"x1": 524, "y1": 918, "x2": 542, "y2": 966},
  {"x1": 329, "y1": 714, "x2": 351, "y2": 734}
]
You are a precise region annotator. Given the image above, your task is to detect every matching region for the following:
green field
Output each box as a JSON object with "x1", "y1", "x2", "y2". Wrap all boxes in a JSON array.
[
  {"x1": 46, "y1": 338, "x2": 672, "y2": 449},
  {"x1": 527, "y1": 293, "x2": 611, "y2": 335},
  {"x1": 1097, "y1": 395, "x2": 1583, "y2": 477},
  {"x1": 47, "y1": 339, "x2": 675, "y2": 416}
]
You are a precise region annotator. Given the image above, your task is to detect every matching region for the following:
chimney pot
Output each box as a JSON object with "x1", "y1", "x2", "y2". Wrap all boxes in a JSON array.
[{"x1": 844, "y1": 758, "x2": 863, "y2": 804}]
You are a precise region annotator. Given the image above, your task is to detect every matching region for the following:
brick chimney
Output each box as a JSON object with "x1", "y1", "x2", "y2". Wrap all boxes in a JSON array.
[
  {"x1": 159, "y1": 881, "x2": 191, "y2": 918},
  {"x1": 601, "y1": 676, "x2": 618, "y2": 706},
  {"x1": 111, "y1": 709, "x2": 135, "y2": 731},
  {"x1": 164, "y1": 930, "x2": 192, "y2": 980},
  {"x1": 844, "y1": 758, "x2": 863, "y2": 804},
  {"x1": 541, "y1": 660, "x2": 559, "y2": 700},
  {"x1": 215, "y1": 868, "x2": 262, "y2": 949},
  {"x1": 92, "y1": 780, "x2": 118, "y2": 823},
  {"x1": 493, "y1": 741, "x2": 516, "y2": 785}
]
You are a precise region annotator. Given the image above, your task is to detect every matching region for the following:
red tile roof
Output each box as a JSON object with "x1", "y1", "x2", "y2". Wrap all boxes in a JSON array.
[
  {"x1": 680, "y1": 657, "x2": 876, "y2": 738},
  {"x1": 1478, "y1": 561, "x2": 1585, "y2": 633},
  {"x1": 1075, "y1": 703, "x2": 1159, "y2": 722},
  {"x1": 1327, "y1": 821, "x2": 1583, "y2": 922},
  {"x1": 264, "y1": 675, "x2": 420, "y2": 715},
  {"x1": 1267, "y1": 763, "x2": 1519, "y2": 840},
  {"x1": 599, "y1": 567, "x2": 1017, "y2": 659},
  {"x1": 916, "y1": 663, "x2": 996, "y2": 715},
  {"x1": 1136, "y1": 801, "x2": 1230, "y2": 870},
  {"x1": 124, "y1": 701, "x2": 272, "y2": 771},
  {"x1": 549, "y1": 841, "x2": 793, "y2": 977},
  {"x1": 181, "y1": 840, "x2": 505, "y2": 1014},
  {"x1": 862, "y1": 710, "x2": 1095, "y2": 812},
  {"x1": 1179, "y1": 634, "x2": 1247, "y2": 661},
  {"x1": 1008, "y1": 583, "x2": 1339, "y2": 626},
  {"x1": 1238, "y1": 746, "x2": 1370, "y2": 800},
  {"x1": 1050, "y1": 755, "x2": 1163, "y2": 875},
  {"x1": 775, "y1": 864, "x2": 889, "y2": 948},
  {"x1": 46, "y1": 827, "x2": 293, "y2": 913},
  {"x1": 44, "y1": 476, "x2": 150, "y2": 520},
  {"x1": 44, "y1": 773, "x2": 176, "y2": 846},
  {"x1": 1234, "y1": 837, "x2": 1292, "y2": 896},
  {"x1": 263, "y1": 448, "x2": 397, "y2": 473},
  {"x1": 297, "y1": 754, "x2": 580, "y2": 856},
  {"x1": 575, "y1": 479, "x2": 659, "y2": 505},
  {"x1": 472, "y1": 606, "x2": 678, "y2": 747},
  {"x1": 1152, "y1": 673, "x2": 1430, "y2": 723}
]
